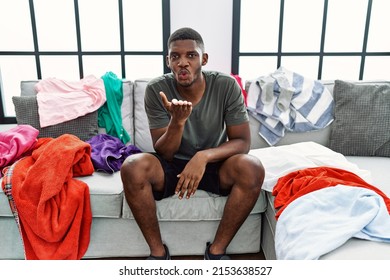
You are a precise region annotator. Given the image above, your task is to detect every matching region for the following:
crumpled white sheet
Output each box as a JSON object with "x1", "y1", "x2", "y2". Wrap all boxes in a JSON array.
[{"x1": 249, "y1": 141, "x2": 372, "y2": 192}]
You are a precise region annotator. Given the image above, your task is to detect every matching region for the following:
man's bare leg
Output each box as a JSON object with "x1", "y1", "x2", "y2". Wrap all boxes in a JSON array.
[
  {"x1": 120, "y1": 153, "x2": 167, "y2": 257},
  {"x1": 208, "y1": 154, "x2": 265, "y2": 256}
]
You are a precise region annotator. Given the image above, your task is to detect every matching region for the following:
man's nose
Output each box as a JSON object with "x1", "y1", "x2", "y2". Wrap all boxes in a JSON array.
[{"x1": 177, "y1": 57, "x2": 188, "y2": 66}]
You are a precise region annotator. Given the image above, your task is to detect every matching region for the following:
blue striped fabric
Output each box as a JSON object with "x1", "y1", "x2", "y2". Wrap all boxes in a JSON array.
[{"x1": 247, "y1": 67, "x2": 334, "y2": 145}]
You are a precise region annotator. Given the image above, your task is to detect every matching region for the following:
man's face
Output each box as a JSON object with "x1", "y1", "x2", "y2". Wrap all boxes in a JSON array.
[{"x1": 166, "y1": 39, "x2": 208, "y2": 87}]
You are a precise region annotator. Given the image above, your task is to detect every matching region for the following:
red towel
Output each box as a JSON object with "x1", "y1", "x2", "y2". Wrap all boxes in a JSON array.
[
  {"x1": 8, "y1": 134, "x2": 94, "y2": 259},
  {"x1": 231, "y1": 74, "x2": 248, "y2": 105},
  {"x1": 272, "y1": 167, "x2": 390, "y2": 220}
]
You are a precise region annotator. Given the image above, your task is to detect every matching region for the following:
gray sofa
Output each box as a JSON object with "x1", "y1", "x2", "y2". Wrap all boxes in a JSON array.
[
  {"x1": 0, "y1": 78, "x2": 267, "y2": 259},
  {"x1": 1, "y1": 78, "x2": 389, "y2": 260}
]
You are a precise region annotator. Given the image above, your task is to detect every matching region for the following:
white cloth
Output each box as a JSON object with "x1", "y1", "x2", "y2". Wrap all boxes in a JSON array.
[
  {"x1": 249, "y1": 141, "x2": 372, "y2": 192},
  {"x1": 275, "y1": 185, "x2": 390, "y2": 260}
]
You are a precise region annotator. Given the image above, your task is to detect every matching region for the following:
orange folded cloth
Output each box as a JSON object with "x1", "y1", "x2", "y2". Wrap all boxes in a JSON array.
[
  {"x1": 7, "y1": 134, "x2": 94, "y2": 259},
  {"x1": 272, "y1": 166, "x2": 390, "y2": 220}
]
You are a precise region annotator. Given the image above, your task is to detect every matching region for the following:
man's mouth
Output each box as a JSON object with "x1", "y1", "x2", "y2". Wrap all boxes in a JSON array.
[{"x1": 178, "y1": 70, "x2": 189, "y2": 79}]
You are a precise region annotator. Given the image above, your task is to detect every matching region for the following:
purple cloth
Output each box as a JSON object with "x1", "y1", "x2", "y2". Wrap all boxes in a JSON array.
[{"x1": 86, "y1": 134, "x2": 141, "y2": 174}]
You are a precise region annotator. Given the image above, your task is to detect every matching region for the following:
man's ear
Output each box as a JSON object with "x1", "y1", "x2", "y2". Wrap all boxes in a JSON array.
[
  {"x1": 166, "y1": 55, "x2": 171, "y2": 70},
  {"x1": 202, "y1": 53, "x2": 208, "y2": 66}
]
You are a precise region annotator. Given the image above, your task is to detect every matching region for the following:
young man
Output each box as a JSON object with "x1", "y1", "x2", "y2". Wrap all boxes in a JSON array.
[{"x1": 120, "y1": 27, "x2": 265, "y2": 260}]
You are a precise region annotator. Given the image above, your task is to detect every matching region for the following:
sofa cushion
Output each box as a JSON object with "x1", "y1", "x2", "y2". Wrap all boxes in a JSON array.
[
  {"x1": 329, "y1": 80, "x2": 390, "y2": 157},
  {"x1": 77, "y1": 172, "x2": 124, "y2": 218},
  {"x1": 0, "y1": 172, "x2": 124, "y2": 218},
  {"x1": 122, "y1": 189, "x2": 267, "y2": 221},
  {"x1": 20, "y1": 80, "x2": 38, "y2": 96},
  {"x1": 0, "y1": 184, "x2": 12, "y2": 217},
  {"x1": 249, "y1": 115, "x2": 332, "y2": 149},
  {"x1": 346, "y1": 156, "x2": 390, "y2": 197},
  {"x1": 12, "y1": 95, "x2": 98, "y2": 141},
  {"x1": 133, "y1": 79, "x2": 155, "y2": 152},
  {"x1": 121, "y1": 80, "x2": 134, "y2": 145}
]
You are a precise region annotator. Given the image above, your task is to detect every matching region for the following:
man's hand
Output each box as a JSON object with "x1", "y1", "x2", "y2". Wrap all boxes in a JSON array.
[
  {"x1": 175, "y1": 152, "x2": 208, "y2": 199},
  {"x1": 160, "y1": 91, "x2": 192, "y2": 125}
]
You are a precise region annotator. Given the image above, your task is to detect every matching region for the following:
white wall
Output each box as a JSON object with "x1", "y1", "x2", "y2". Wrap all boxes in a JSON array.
[{"x1": 170, "y1": 0, "x2": 233, "y2": 74}]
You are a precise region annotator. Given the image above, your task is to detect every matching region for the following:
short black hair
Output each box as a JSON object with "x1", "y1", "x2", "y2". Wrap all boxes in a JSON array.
[{"x1": 167, "y1": 27, "x2": 205, "y2": 52}]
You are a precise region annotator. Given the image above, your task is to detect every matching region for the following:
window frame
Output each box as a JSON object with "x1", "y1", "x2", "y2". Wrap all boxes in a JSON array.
[
  {"x1": 231, "y1": 0, "x2": 390, "y2": 80},
  {"x1": 0, "y1": 0, "x2": 171, "y2": 124}
]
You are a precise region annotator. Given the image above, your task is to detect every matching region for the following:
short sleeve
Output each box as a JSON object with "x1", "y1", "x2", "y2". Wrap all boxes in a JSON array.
[{"x1": 224, "y1": 77, "x2": 249, "y2": 126}]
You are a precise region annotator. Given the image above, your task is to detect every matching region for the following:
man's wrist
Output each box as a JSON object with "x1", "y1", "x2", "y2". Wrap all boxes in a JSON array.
[
  {"x1": 195, "y1": 150, "x2": 211, "y2": 164},
  {"x1": 168, "y1": 119, "x2": 186, "y2": 130}
]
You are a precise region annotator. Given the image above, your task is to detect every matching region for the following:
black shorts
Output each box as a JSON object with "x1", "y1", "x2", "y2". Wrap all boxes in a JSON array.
[{"x1": 150, "y1": 153, "x2": 230, "y2": 200}]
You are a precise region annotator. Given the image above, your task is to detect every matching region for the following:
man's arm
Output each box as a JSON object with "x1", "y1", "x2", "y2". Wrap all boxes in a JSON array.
[
  {"x1": 175, "y1": 121, "x2": 251, "y2": 199},
  {"x1": 196, "y1": 121, "x2": 251, "y2": 163}
]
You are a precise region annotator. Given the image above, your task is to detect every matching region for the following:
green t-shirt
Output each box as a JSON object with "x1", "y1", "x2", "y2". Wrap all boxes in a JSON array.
[{"x1": 144, "y1": 71, "x2": 249, "y2": 160}]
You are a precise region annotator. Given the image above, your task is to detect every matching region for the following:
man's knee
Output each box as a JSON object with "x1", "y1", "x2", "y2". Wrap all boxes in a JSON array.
[
  {"x1": 246, "y1": 154, "x2": 265, "y2": 184},
  {"x1": 121, "y1": 153, "x2": 154, "y2": 185},
  {"x1": 222, "y1": 154, "x2": 264, "y2": 191},
  {"x1": 121, "y1": 153, "x2": 141, "y2": 178},
  {"x1": 121, "y1": 153, "x2": 164, "y2": 192}
]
